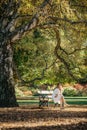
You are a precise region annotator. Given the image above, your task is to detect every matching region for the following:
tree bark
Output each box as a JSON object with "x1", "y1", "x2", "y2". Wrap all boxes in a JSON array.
[{"x1": 0, "y1": 43, "x2": 18, "y2": 107}]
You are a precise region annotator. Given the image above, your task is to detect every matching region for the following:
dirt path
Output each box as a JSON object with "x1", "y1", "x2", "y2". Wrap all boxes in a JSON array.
[{"x1": 0, "y1": 105, "x2": 87, "y2": 130}]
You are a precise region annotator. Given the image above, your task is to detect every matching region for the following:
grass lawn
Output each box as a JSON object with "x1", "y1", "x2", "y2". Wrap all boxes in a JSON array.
[{"x1": 17, "y1": 96, "x2": 87, "y2": 105}]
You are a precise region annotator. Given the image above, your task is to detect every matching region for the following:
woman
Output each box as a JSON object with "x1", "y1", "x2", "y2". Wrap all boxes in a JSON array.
[{"x1": 52, "y1": 83, "x2": 66, "y2": 109}]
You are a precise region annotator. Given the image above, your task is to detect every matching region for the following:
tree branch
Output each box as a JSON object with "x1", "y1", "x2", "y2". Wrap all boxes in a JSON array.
[
  {"x1": 9, "y1": 0, "x2": 51, "y2": 42},
  {"x1": 49, "y1": 16, "x2": 87, "y2": 25},
  {"x1": 53, "y1": 28, "x2": 79, "y2": 81}
]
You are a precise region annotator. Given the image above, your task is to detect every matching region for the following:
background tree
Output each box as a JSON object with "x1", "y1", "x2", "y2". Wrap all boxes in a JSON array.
[{"x1": 20, "y1": 0, "x2": 87, "y2": 84}]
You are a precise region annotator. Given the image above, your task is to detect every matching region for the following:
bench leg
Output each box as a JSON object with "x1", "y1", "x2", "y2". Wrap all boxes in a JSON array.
[
  {"x1": 39, "y1": 100, "x2": 43, "y2": 107},
  {"x1": 39, "y1": 100, "x2": 49, "y2": 107}
]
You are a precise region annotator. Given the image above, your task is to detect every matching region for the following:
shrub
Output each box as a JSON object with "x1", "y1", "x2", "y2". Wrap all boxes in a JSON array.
[{"x1": 63, "y1": 87, "x2": 78, "y2": 96}]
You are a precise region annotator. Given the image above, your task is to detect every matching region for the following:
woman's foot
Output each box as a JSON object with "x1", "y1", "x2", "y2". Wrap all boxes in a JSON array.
[
  {"x1": 61, "y1": 106, "x2": 64, "y2": 109},
  {"x1": 64, "y1": 103, "x2": 70, "y2": 107}
]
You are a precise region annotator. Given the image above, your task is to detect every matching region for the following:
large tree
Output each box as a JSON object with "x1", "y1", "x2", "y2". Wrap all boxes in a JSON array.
[
  {"x1": 0, "y1": 0, "x2": 51, "y2": 107},
  {"x1": 0, "y1": 0, "x2": 87, "y2": 107}
]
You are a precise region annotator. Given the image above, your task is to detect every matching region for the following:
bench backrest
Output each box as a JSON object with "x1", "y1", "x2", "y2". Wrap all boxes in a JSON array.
[
  {"x1": 38, "y1": 90, "x2": 53, "y2": 94},
  {"x1": 38, "y1": 90, "x2": 53, "y2": 99}
]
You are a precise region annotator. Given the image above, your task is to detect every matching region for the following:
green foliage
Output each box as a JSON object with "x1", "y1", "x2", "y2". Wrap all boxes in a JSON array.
[
  {"x1": 63, "y1": 87, "x2": 87, "y2": 97},
  {"x1": 13, "y1": 27, "x2": 87, "y2": 86},
  {"x1": 13, "y1": 29, "x2": 56, "y2": 84},
  {"x1": 63, "y1": 87, "x2": 78, "y2": 96}
]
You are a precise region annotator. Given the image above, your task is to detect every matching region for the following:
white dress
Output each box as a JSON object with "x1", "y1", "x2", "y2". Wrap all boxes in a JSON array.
[{"x1": 52, "y1": 88, "x2": 63, "y2": 104}]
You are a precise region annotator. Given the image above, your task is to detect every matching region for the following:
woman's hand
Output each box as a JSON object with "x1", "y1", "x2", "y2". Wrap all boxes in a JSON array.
[{"x1": 55, "y1": 94, "x2": 58, "y2": 98}]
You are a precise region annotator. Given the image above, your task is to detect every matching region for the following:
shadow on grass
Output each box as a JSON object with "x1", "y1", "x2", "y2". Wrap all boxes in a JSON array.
[
  {"x1": 1, "y1": 122, "x2": 87, "y2": 130},
  {"x1": 0, "y1": 106, "x2": 87, "y2": 122}
]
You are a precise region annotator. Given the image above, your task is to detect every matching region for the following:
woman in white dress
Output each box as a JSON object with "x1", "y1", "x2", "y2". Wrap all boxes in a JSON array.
[{"x1": 52, "y1": 83, "x2": 65, "y2": 109}]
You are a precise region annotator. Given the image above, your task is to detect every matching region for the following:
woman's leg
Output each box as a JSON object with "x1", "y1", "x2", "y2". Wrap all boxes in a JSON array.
[{"x1": 60, "y1": 96, "x2": 65, "y2": 109}]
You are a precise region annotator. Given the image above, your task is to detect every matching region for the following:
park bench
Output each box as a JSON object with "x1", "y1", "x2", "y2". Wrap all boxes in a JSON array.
[{"x1": 38, "y1": 90, "x2": 53, "y2": 107}]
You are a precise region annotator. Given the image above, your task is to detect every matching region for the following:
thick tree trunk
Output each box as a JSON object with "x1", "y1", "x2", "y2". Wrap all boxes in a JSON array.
[{"x1": 0, "y1": 43, "x2": 18, "y2": 107}]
